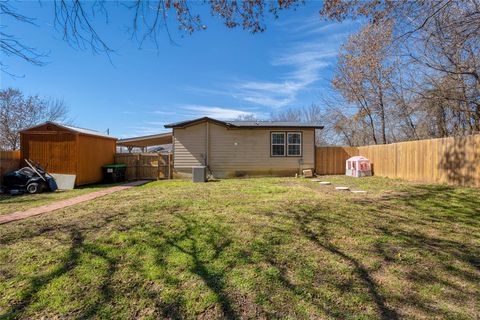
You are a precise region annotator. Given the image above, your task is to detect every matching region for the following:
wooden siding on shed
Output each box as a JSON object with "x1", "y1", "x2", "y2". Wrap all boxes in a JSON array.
[
  {"x1": 77, "y1": 134, "x2": 116, "y2": 185},
  {"x1": 20, "y1": 131, "x2": 77, "y2": 174},
  {"x1": 20, "y1": 123, "x2": 116, "y2": 186}
]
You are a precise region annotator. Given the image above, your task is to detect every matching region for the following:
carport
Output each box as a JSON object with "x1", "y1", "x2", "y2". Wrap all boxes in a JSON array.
[
  {"x1": 117, "y1": 132, "x2": 172, "y2": 152},
  {"x1": 116, "y1": 132, "x2": 173, "y2": 180}
]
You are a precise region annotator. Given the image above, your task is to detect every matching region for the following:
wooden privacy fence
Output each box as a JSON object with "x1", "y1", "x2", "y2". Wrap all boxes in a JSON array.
[
  {"x1": 115, "y1": 153, "x2": 173, "y2": 180},
  {"x1": 315, "y1": 135, "x2": 480, "y2": 187},
  {"x1": 0, "y1": 151, "x2": 20, "y2": 184},
  {"x1": 315, "y1": 147, "x2": 358, "y2": 175}
]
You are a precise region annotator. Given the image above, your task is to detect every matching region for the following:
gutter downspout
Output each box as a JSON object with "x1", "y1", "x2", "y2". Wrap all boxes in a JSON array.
[
  {"x1": 205, "y1": 121, "x2": 214, "y2": 178},
  {"x1": 206, "y1": 121, "x2": 210, "y2": 167}
]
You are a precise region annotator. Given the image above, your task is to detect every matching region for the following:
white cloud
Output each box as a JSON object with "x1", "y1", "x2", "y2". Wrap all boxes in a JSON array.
[
  {"x1": 125, "y1": 125, "x2": 170, "y2": 137},
  {"x1": 182, "y1": 105, "x2": 258, "y2": 119},
  {"x1": 277, "y1": 13, "x2": 358, "y2": 36},
  {"x1": 231, "y1": 44, "x2": 337, "y2": 108},
  {"x1": 144, "y1": 121, "x2": 168, "y2": 125},
  {"x1": 183, "y1": 15, "x2": 355, "y2": 110},
  {"x1": 149, "y1": 110, "x2": 178, "y2": 115}
]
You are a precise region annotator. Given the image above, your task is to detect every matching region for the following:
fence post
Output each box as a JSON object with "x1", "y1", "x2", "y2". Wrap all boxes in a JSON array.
[
  {"x1": 157, "y1": 153, "x2": 160, "y2": 180},
  {"x1": 135, "y1": 154, "x2": 139, "y2": 180},
  {"x1": 169, "y1": 153, "x2": 173, "y2": 179}
]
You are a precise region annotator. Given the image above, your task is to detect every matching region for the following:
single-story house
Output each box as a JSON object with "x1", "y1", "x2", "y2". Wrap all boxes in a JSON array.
[{"x1": 164, "y1": 117, "x2": 323, "y2": 178}]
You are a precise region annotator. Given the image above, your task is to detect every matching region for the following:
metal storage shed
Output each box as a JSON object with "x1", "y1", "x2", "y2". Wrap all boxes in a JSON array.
[{"x1": 20, "y1": 121, "x2": 117, "y2": 186}]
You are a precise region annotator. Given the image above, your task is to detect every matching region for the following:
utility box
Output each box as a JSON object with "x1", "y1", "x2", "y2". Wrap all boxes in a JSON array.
[
  {"x1": 192, "y1": 166, "x2": 207, "y2": 183},
  {"x1": 302, "y1": 169, "x2": 314, "y2": 178}
]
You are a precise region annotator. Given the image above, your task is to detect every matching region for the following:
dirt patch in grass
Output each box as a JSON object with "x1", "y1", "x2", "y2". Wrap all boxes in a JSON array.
[{"x1": 0, "y1": 177, "x2": 478, "y2": 319}]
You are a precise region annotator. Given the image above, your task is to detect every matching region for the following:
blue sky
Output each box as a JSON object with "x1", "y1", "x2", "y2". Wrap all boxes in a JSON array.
[{"x1": 2, "y1": 1, "x2": 359, "y2": 138}]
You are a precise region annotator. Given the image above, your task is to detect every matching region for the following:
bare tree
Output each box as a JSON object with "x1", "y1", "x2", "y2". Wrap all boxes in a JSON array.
[
  {"x1": 270, "y1": 105, "x2": 329, "y2": 146},
  {"x1": 270, "y1": 108, "x2": 302, "y2": 122},
  {"x1": 333, "y1": 23, "x2": 395, "y2": 144},
  {"x1": 323, "y1": 0, "x2": 480, "y2": 142},
  {"x1": 1, "y1": 0, "x2": 302, "y2": 71},
  {"x1": 409, "y1": 2, "x2": 480, "y2": 134},
  {"x1": 234, "y1": 114, "x2": 257, "y2": 121},
  {"x1": 0, "y1": 88, "x2": 70, "y2": 150}
]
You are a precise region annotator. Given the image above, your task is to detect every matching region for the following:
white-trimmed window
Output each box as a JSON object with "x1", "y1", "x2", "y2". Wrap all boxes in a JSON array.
[
  {"x1": 271, "y1": 131, "x2": 302, "y2": 157},
  {"x1": 287, "y1": 132, "x2": 302, "y2": 156},
  {"x1": 271, "y1": 132, "x2": 285, "y2": 156}
]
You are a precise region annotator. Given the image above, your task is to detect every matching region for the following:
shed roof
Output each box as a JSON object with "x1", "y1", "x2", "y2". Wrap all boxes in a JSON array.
[
  {"x1": 21, "y1": 121, "x2": 117, "y2": 140},
  {"x1": 164, "y1": 117, "x2": 323, "y2": 129}
]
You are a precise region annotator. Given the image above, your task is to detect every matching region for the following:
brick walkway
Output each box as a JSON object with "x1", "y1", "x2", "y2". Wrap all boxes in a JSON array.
[{"x1": 0, "y1": 180, "x2": 149, "y2": 225}]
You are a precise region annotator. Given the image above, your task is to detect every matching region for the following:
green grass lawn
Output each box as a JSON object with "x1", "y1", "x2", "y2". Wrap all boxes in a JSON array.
[
  {"x1": 0, "y1": 184, "x2": 119, "y2": 216},
  {"x1": 0, "y1": 177, "x2": 478, "y2": 319}
]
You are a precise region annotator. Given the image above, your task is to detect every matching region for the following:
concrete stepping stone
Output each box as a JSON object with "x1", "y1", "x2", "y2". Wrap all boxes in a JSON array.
[
  {"x1": 319, "y1": 181, "x2": 331, "y2": 185},
  {"x1": 335, "y1": 186, "x2": 350, "y2": 191},
  {"x1": 351, "y1": 190, "x2": 367, "y2": 193}
]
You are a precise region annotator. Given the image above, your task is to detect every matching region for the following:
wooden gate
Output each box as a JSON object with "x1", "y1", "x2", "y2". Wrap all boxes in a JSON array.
[{"x1": 114, "y1": 153, "x2": 173, "y2": 180}]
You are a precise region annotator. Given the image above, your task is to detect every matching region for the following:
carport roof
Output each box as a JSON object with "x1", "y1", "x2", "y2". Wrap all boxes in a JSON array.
[{"x1": 117, "y1": 132, "x2": 172, "y2": 148}]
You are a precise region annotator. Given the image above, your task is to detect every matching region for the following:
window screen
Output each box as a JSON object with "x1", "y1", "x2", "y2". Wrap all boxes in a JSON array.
[
  {"x1": 287, "y1": 132, "x2": 301, "y2": 156},
  {"x1": 271, "y1": 132, "x2": 285, "y2": 156}
]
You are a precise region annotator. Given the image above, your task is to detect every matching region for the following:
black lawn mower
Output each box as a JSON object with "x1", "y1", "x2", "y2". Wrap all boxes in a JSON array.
[{"x1": 2, "y1": 159, "x2": 58, "y2": 195}]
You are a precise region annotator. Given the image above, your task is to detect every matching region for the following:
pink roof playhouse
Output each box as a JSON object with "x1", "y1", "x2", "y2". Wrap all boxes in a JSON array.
[{"x1": 346, "y1": 156, "x2": 372, "y2": 177}]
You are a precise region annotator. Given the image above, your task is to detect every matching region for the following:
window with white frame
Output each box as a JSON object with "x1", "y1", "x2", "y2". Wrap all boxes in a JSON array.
[
  {"x1": 271, "y1": 132, "x2": 285, "y2": 156},
  {"x1": 271, "y1": 131, "x2": 302, "y2": 157},
  {"x1": 287, "y1": 132, "x2": 301, "y2": 156}
]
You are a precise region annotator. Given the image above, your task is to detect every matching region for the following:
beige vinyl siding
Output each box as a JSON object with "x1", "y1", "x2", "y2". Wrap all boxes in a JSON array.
[
  {"x1": 208, "y1": 123, "x2": 314, "y2": 177},
  {"x1": 172, "y1": 120, "x2": 316, "y2": 177},
  {"x1": 173, "y1": 123, "x2": 207, "y2": 169}
]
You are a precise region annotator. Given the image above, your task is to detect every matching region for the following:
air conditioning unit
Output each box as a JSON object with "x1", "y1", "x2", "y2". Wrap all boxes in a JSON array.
[{"x1": 192, "y1": 166, "x2": 207, "y2": 183}]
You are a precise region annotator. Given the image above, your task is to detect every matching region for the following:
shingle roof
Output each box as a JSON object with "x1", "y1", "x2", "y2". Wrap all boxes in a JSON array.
[
  {"x1": 164, "y1": 117, "x2": 323, "y2": 129},
  {"x1": 228, "y1": 121, "x2": 322, "y2": 128}
]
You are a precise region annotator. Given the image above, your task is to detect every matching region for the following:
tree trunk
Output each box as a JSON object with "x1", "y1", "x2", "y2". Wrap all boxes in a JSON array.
[{"x1": 378, "y1": 87, "x2": 387, "y2": 144}]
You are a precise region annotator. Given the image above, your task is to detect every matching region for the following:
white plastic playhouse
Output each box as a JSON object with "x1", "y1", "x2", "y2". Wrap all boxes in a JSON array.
[{"x1": 346, "y1": 156, "x2": 372, "y2": 177}]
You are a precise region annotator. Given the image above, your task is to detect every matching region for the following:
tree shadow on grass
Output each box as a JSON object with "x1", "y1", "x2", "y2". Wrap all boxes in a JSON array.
[
  {"x1": 1, "y1": 230, "x2": 84, "y2": 319},
  {"x1": 349, "y1": 185, "x2": 480, "y2": 317},
  {"x1": 76, "y1": 244, "x2": 118, "y2": 320},
  {"x1": 0, "y1": 207, "x2": 129, "y2": 246},
  {"x1": 353, "y1": 184, "x2": 480, "y2": 271},
  {"x1": 0, "y1": 228, "x2": 122, "y2": 320},
  {"x1": 147, "y1": 213, "x2": 238, "y2": 319},
  {"x1": 371, "y1": 224, "x2": 480, "y2": 317},
  {"x1": 292, "y1": 207, "x2": 400, "y2": 320},
  {"x1": 355, "y1": 184, "x2": 480, "y2": 227}
]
